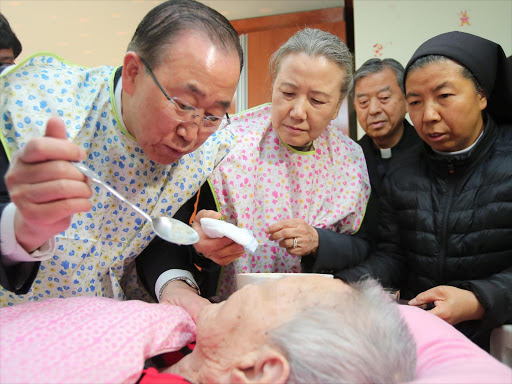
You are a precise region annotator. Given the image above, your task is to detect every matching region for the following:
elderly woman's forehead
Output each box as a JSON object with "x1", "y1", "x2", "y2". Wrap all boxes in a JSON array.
[{"x1": 269, "y1": 276, "x2": 349, "y2": 298}]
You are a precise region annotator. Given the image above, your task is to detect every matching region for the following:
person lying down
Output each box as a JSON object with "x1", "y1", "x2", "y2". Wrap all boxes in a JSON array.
[
  {"x1": 2, "y1": 276, "x2": 510, "y2": 383},
  {"x1": 158, "y1": 277, "x2": 417, "y2": 383}
]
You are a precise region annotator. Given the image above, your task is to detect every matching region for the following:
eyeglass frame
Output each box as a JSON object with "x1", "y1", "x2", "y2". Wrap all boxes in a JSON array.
[{"x1": 139, "y1": 56, "x2": 231, "y2": 130}]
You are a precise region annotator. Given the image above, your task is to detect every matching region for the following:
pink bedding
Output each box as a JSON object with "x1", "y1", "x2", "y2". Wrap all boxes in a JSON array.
[
  {"x1": 0, "y1": 297, "x2": 195, "y2": 383},
  {"x1": 0, "y1": 297, "x2": 510, "y2": 383},
  {"x1": 400, "y1": 305, "x2": 512, "y2": 383}
]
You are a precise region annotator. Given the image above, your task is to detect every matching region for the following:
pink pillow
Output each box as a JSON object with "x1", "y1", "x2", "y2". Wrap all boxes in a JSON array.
[
  {"x1": 0, "y1": 297, "x2": 196, "y2": 384},
  {"x1": 400, "y1": 305, "x2": 512, "y2": 383}
]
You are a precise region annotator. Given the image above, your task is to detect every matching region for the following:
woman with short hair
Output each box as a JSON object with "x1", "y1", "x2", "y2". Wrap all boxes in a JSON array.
[{"x1": 210, "y1": 28, "x2": 371, "y2": 297}]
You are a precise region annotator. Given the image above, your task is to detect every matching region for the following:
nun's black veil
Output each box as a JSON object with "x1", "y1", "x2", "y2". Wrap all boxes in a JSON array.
[{"x1": 404, "y1": 31, "x2": 512, "y2": 125}]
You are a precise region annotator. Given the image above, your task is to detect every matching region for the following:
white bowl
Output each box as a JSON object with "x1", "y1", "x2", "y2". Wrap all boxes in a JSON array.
[{"x1": 236, "y1": 272, "x2": 334, "y2": 290}]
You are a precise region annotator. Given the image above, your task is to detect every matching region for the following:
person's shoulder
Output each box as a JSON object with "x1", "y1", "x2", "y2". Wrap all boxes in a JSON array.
[
  {"x1": 383, "y1": 146, "x2": 426, "y2": 189},
  {"x1": 496, "y1": 122, "x2": 512, "y2": 141},
  {"x1": 356, "y1": 133, "x2": 373, "y2": 148},
  {"x1": 336, "y1": 131, "x2": 367, "y2": 161},
  {"x1": 390, "y1": 143, "x2": 423, "y2": 169},
  {"x1": 403, "y1": 120, "x2": 421, "y2": 141},
  {"x1": 356, "y1": 134, "x2": 378, "y2": 165},
  {"x1": 492, "y1": 123, "x2": 512, "y2": 162},
  {"x1": 228, "y1": 103, "x2": 272, "y2": 139}
]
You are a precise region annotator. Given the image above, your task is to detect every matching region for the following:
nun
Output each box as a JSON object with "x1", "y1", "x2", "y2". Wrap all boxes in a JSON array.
[{"x1": 338, "y1": 31, "x2": 512, "y2": 351}]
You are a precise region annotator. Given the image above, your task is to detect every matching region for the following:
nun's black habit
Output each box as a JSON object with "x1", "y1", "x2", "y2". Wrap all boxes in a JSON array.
[{"x1": 338, "y1": 31, "x2": 512, "y2": 351}]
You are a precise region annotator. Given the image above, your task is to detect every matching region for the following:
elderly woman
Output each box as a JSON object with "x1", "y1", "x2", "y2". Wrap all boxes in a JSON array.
[
  {"x1": 208, "y1": 28, "x2": 370, "y2": 297},
  {"x1": 338, "y1": 31, "x2": 512, "y2": 351},
  {"x1": 137, "y1": 28, "x2": 370, "y2": 311}
]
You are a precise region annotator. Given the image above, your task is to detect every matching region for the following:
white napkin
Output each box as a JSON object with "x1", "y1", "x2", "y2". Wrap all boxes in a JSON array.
[{"x1": 200, "y1": 218, "x2": 258, "y2": 254}]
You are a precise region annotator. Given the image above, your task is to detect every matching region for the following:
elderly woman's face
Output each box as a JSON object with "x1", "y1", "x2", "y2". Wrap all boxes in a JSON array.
[
  {"x1": 169, "y1": 276, "x2": 350, "y2": 383},
  {"x1": 405, "y1": 60, "x2": 487, "y2": 152},
  {"x1": 271, "y1": 52, "x2": 345, "y2": 148}
]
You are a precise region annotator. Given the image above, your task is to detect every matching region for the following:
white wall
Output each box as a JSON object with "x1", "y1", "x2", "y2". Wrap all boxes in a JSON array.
[{"x1": 354, "y1": 0, "x2": 512, "y2": 139}]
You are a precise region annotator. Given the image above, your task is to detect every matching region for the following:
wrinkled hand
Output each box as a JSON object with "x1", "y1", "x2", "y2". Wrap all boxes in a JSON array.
[
  {"x1": 265, "y1": 218, "x2": 319, "y2": 256},
  {"x1": 191, "y1": 209, "x2": 244, "y2": 266},
  {"x1": 409, "y1": 285, "x2": 485, "y2": 325},
  {"x1": 159, "y1": 280, "x2": 211, "y2": 323},
  {"x1": 5, "y1": 117, "x2": 91, "y2": 253}
]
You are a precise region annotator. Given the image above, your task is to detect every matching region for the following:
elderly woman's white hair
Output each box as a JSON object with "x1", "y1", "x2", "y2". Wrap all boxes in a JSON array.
[
  {"x1": 269, "y1": 28, "x2": 354, "y2": 99},
  {"x1": 267, "y1": 279, "x2": 417, "y2": 383}
]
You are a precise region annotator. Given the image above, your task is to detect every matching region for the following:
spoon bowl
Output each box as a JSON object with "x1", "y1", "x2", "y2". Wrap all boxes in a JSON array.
[
  {"x1": 73, "y1": 162, "x2": 199, "y2": 245},
  {"x1": 151, "y1": 216, "x2": 199, "y2": 245}
]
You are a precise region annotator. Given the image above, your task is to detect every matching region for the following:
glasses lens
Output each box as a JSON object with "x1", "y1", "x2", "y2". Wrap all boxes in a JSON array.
[
  {"x1": 170, "y1": 97, "x2": 226, "y2": 130},
  {"x1": 171, "y1": 97, "x2": 196, "y2": 121},
  {"x1": 202, "y1": 115, "x2": 222, "y2": 128}
]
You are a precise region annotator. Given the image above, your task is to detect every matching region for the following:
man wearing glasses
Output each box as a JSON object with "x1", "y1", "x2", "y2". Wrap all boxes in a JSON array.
[{"x1": 0, "y1": 0, "x2": 244, "y2": 310}]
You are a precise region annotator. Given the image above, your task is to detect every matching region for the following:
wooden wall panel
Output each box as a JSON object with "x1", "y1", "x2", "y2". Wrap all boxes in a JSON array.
[
  {"x1": 247, "y1": 26, "x2": 293, "y2": 107},
  {"x1": 231, "y1": 7, "x2": 344, "y2": 35},
  {"x1": 233, "y1": 7, "x2": 349, "y2": 134},
  {"x1": 247, "y1": 21, "x2": 346, "y2": 109}
]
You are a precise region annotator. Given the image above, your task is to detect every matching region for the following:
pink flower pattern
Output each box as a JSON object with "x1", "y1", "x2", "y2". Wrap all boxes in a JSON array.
[{"x1": 210, "y1": 104, "x2": 370, "y2": 297}]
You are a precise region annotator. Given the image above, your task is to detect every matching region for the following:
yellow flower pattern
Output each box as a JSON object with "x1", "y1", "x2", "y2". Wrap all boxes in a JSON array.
[
  {"x1": 210, "y1": 104, "x2": 371, "y2": 297},
  {"x1": 0, "y1": 53, "x2": 233, "y2": 306}
]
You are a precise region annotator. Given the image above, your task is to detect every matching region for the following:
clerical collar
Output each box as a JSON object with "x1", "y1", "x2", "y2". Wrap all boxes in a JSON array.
[
  {"x1": 432, "y1": 130, "x2": 484, "y2": 156},
  {"x1": 379, "y1": 148, "x2": 392, "y2": 159}
]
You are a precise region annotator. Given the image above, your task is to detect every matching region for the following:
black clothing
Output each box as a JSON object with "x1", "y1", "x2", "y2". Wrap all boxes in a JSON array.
[
  {"x1": 339, "y1": 31, "x2": 512, "y2": 351},
  {"x1": 356, "y1": 120, "x2": 421, "y2": 242},
  {"x1": 0, "y1": 66, "x2": 203, "y2": 297},
  {"x1": 338, "y1": 116, "x2": 512, "y2": 350},
  {"x1": 301, "y1": 224, "x2": 372, "y2": 276},
  {"x1": 138, "y1": 175, "x2": 373, "y2": 298},
  {"x1": 0, "y1": 250, "x2": 41, "y2": 295},
  {"x1": 0, "y1": 127, "x2": 42, "y2": 294},
  {"x1": 136, "y1": 183, "x2": 221, "y2": 299}
]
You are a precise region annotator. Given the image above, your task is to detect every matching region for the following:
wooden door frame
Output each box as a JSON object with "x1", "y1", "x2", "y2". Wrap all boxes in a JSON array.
[
  {"x1": 231, "y1": 7, "x2": 345, "y2": 35},
  {"x1": 230, "y1": 5, "x2": 358, "y2": 140}
]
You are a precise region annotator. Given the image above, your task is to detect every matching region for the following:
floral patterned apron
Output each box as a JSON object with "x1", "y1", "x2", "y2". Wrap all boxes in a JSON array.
[
  {"x1": 209, "y1": 104, "x2": 370, "y2": 297},
  {"x1": 0, "y1": 53, "x2": 232, "y2": 306}
]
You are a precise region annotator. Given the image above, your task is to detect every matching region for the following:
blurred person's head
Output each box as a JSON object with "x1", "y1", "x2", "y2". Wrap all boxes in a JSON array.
[
  {"x1": 352, "y1": 58, "x2": 407, "y2": 149},
  {"x1": 121, "y1": 0, "x2": 243, "y2": 164},
  {"x1": 269, "y1": 28, "x2": 353, "y2": 150},
  {"x1": 0, "y1": 13, "x2": 22, "y2": 65},
  {"x1": 168, "y1": 276, "x2": 417, "y2": 384},
  {"x1": 404, "y1": 31, "x2": 512, "y2": 152}
]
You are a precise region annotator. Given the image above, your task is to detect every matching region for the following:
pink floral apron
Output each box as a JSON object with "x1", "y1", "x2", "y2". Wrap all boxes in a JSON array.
[{"x1": 209, "y1": 104, "x2": 370, "y2": 297}]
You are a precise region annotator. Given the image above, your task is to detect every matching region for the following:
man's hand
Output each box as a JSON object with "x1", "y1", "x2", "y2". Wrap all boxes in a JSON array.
[
  {"x1": 265, "y1": 218, "x2": 319, "y2": 256},
  {"x1": 5, "y1": 117, "x2": 92, "y2": 252},
  {"x1": 409, "y1": 285, "x2": 485, "y2": 325},
  {"x1": 191, "y1": 210, "x2": 244, "y2": 266},
  {"x1": 159, "y1": 280, "x2": 211, "y2": 323}
]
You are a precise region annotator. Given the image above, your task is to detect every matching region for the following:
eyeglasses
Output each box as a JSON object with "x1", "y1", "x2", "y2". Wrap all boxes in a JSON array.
[{"x1": 139, "y1": 56, "x2": 230, "y2": 131}]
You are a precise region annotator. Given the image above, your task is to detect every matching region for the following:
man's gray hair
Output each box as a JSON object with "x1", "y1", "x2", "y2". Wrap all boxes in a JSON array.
[
  {"x1": 351, "y1": 58, "x2": 405, "y2": 99},
  {"x1": 267, "y1": 279, "x2": 416, "y2": 384},
  {"x1": 269, "y1": 28, "x2": 354, "y2": 99}
]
